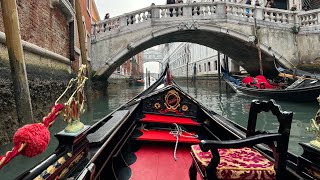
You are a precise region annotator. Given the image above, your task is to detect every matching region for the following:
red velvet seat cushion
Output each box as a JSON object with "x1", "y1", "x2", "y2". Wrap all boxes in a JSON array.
[{"x1": 191, "y1": 145, "x2": 275, "y2": 180}]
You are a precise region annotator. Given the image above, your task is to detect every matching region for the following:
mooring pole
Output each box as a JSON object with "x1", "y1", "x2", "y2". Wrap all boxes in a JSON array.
[
  {"x1": 75, "y1": 0, "x2": 93, "y2": 116},
  {"x1": 0, "y1": 0, "x2": 34, "y2": 124},
  {"x1": 254, "y1": 18, "x2": 263, "y2": 75},
  {"x1": 186, "y1": 60, "x2": 189, "y2": 89},
  {"x1": 217, "y1": 51, "x2": 221, "y2": 89}
]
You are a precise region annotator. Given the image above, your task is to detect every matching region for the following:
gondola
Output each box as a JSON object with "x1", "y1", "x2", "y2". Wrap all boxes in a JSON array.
[
  {"x1": 222, "y1": 62, "x2": 320, "y2": 102},
  {"x1": 14, "y1": 65, "x2": 319, "y2": 180}
]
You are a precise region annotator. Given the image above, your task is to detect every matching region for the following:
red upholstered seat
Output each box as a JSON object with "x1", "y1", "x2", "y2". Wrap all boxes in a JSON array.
[
  {"x1": 191, "y1": 145, "x2": 275, "y2": 180},
  {"x1": 140, "y1": 114, "x2": 200, "y2": 126}
]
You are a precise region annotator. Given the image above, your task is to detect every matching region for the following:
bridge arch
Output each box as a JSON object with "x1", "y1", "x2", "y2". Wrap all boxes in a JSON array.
[
  {"x1": 91, "y1": 2, "x2": 320, "y2": 80},
  {"x1": 93, "y1": 24, "x2": 288, "y2": 80}
]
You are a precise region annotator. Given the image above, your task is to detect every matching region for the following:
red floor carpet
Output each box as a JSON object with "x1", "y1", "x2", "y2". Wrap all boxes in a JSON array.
[{"x1": 130, "y1": 144, "x2": 198, "y2": 180}]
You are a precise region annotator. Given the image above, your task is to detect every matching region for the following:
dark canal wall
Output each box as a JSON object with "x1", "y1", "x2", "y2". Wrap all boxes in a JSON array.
[{"x1": 0, "y1": 59, "x2": 72, "y2": 145}]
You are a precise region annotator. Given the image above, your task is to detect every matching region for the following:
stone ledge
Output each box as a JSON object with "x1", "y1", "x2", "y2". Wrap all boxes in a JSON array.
[{"x1": 0, "y1": 32, "x2": 71, "y2": 66}]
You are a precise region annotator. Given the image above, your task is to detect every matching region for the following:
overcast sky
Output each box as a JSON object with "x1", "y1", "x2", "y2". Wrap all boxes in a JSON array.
[{"x1": 95, "y1": 0, "x2": 167, "y2": 18}]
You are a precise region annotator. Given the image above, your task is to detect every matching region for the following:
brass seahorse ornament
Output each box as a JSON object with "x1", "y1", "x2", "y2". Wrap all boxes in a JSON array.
[{"x1": 307, "y1": 96, "x2": 320, "y2": 149}]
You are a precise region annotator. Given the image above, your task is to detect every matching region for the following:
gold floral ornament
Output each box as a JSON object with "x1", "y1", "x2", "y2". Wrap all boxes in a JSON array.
[
  {"x1": 154, "y1": 103, "x2": 161, "y2": 109},
  {"x1": 307, "y1": 96, "x2": 320, "y2": 149},
  {"x1": 182, "y1": 105, "x2": 188, "y2": 112},
  {"x1": 56, "y1": 65, "x2": 88, "y2": 133},
  {"x1": 164, "y1": 90, "x2": 181, "y2": 111}
]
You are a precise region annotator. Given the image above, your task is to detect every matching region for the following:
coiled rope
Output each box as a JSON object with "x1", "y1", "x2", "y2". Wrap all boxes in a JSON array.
[{"x1": 169, "y1": 123, "x2": 198, "y2": 161}]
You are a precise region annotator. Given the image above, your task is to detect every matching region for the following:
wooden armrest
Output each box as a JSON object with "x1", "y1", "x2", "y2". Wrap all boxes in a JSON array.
[{"x1": 200, "y1": 133, "x2": 281, "y2": 152}]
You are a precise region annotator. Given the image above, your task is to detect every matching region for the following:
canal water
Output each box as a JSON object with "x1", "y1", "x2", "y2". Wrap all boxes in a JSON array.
[{"x1": 0, "y1": 80, "x2": 318, "y2": 179}]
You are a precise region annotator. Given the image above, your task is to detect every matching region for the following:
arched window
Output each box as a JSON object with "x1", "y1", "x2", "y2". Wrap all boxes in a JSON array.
[
  {"x1": 204, "y1": 63, "x2": 207, "y2": 72},
  {"x1": 208, "y1": 62, "x2": 211, "y2": 71},
  {"x1": 199, "y1": 64, "x2": 201, "y2": 72}
]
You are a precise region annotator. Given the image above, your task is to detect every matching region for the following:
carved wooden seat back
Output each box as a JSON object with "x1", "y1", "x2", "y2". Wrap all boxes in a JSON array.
[
  {"x1": 189, "y1": 99, "x2": 293, "y2": 180},
  {"x1": 246, "y1": 99, "x2": 293, "y2": 179}
]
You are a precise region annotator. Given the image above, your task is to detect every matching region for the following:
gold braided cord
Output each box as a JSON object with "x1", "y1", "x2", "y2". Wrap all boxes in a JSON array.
[
  {"x1": 0, "y1": 143, "x2": 26, "y2": 167},
  {"x1": 55, "y1": 78, "x2": 77, "y2": 105}
]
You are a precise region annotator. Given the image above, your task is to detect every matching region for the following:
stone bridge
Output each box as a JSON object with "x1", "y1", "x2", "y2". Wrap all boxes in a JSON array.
[
  {"x1": 142, "y1": 49, "x2": 164, "y2": 64},
  {"x1": 91, "y1": 0, "x2": 320, "y2": 80}
]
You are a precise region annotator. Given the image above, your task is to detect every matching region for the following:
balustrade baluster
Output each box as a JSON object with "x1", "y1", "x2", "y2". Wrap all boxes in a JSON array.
[
  {"x1": 282, "y1": 14, "x2": 287, "y2": 24},
  {"x1": 147, "y1": 11, "x2": 152, "y2": 19},
  {"x1": 275, "y1": 13, "x2": 280, "y2": 23},
  {"x1": 311, "y1": 14, "x2": 316, "y2": 25},
  {"x1": 210, "y1": 5, "x2": 215, "y2": 15},
  {"x1": 288, "y1": 14, "x2": 294, "y2": 24},
  {"x1": 132, "y1": 15, "x2": 136, "y2": 23},
  {"x1": 264, "y1": 11, "x2": 270, "y2": 21},
  {"x1": 178, "y1": 8, "x2": 182, "y2": 17},
  {"x1": 200, "y1": 6, "x2": 204, "y2": 16},
  {"x1": 204, "y1": 6, "x2": 209, "y2": 16},
  {"x1": 166, "y1": 8, "x2": 171, "y2": 17},
  {"x1": 173, "y1": 8, "x2": 177, "y2": 17},
  {"x1": 160, "y1": 9, "x2": 165, "y2": 18},
  {"x1": 240, "y1": 7, "x2": 245, "y2": 17},
  {"x1": 138, "y1": 13, "x2": 142, "y2": 22},
  {"x1": 226, "y1": 5, "x2": 232, "y2": 15},
  {"x1": 248, "y1": 9, "x2": 253, "y2": 20},
  {"x1": 142, "y1": 12, "x2": 146, "y2": 21},
  {"x1": 270, "y1": 12, "x2": 275, "y2": 22}
]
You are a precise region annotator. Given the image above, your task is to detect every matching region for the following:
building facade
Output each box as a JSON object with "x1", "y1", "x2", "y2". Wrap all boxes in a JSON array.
[
  {"x1": 111, "y1": 53, "x2": 144, "y2": 80},
  {"x1": 160, "y1": 43, "x2": 241, "y2": 79}
]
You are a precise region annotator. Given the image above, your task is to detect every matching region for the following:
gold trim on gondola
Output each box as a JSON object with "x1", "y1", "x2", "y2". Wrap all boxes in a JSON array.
[{"x1": 164, "y1": 90, "x2": 180, "y2": 111}]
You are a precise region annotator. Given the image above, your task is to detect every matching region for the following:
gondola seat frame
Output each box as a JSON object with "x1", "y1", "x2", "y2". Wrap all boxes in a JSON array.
[{"x1": 189, "y1": 99, "x2": 293, "y2": 180}]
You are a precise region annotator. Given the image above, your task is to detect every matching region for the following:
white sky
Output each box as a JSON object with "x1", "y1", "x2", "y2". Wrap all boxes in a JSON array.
[{"x1": 95, "y1": 0, "x2": 167, "y2": 18}]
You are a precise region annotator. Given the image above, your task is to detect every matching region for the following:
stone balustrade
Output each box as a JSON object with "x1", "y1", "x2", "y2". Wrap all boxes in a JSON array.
[
  {"x1": 92, "y1": 1, "x2": 320, "y2": 36},
  {"x1": 298, "y1": 9, "x2": 320, "y2": 27},
  {"x1": 263, "y1": 7, "x2": 295, "y2": 24}
]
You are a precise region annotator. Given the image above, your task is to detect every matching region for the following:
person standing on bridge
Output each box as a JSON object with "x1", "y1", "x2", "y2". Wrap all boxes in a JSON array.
[
  {"x1": 245, "y1": 0, "x2": 251, "y2": 14},
  {"x1": 104, "y1": 13, "x2": 110, "y2": 20}
]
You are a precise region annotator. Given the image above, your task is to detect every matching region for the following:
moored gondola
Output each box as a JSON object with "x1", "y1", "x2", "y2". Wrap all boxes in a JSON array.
[
  {"x1": 222, "y1": 64, "x2": 320, "y2": 102},
  {"x1": 13, "y1": 65, "x2": 320, "y2": 180}
]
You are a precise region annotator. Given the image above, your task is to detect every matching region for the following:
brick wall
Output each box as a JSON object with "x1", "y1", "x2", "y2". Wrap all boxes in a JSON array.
[{"x1": 0, "y1": 0, "x2": 70, "y2": 59}]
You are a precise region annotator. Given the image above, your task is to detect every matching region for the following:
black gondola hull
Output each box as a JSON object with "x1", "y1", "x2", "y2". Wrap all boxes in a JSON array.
[{"x1": 225, "y1": 79, "x2": 320, "y2": 102}]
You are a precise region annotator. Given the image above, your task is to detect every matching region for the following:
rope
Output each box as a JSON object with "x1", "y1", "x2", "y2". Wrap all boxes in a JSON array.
[
  {"x1": 169, "y1": 123, "x2": 198, "y2": 161},
  {"x1": 0, "y1": 143, "x2": 26, "y2": 169}
]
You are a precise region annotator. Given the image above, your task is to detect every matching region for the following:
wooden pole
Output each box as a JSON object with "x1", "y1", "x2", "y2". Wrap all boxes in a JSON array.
[
  {"x1": 186, "y1": 59, "x2": 189, "y2": 88},
  {"x1": 254, "y1": 18, "x2": 263, "y2": 75},
  {"x1": 75, "y1": 0, "x2": 93, "y2": 115},
  {"x1": 0, "y1": 0, "x2": 34, "y2": 124},
  {"x1": 217, "y1": 52, "x2": 221, "y2": 88},
  {"x1": 75, "y1": 0, "x2": 89, "y2": 67}
]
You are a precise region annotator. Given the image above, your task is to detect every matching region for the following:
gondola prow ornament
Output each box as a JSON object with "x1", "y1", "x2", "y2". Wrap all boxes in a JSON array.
[
  {"x1": 63, "y1": 65, "x2": 87, "y2": 133},
  {"x1": 307, "y1": 95, "x2": 320, "y2": 149}
]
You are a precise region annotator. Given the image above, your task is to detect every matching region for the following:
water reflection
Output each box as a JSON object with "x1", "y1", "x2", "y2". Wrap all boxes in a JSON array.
[{"x1": 0, "y1": 80, "x2": 317, "y2": 178}]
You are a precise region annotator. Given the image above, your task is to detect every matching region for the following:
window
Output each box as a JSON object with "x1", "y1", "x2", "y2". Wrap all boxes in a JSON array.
[
  {"x1": 204, "y1": 63, "x2": 206, "y2": 72},
  {"x1": 199, "y1": 64, "x2": 201, "y2": 72},
  {"x1": 215, "y1": 61, "x2": 218, "y2": 70},
  {"x1": 208, "y1": 62, "x2": 211, "y2": 71}
]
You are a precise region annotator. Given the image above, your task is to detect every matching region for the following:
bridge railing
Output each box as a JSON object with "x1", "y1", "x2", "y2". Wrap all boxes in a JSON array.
[
  {"x1": 297, "y1": 9, "x2": 320, "y2": 27},
  {"x1": 92, "y1": 1, "x2": 320, "y2": 37}
]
